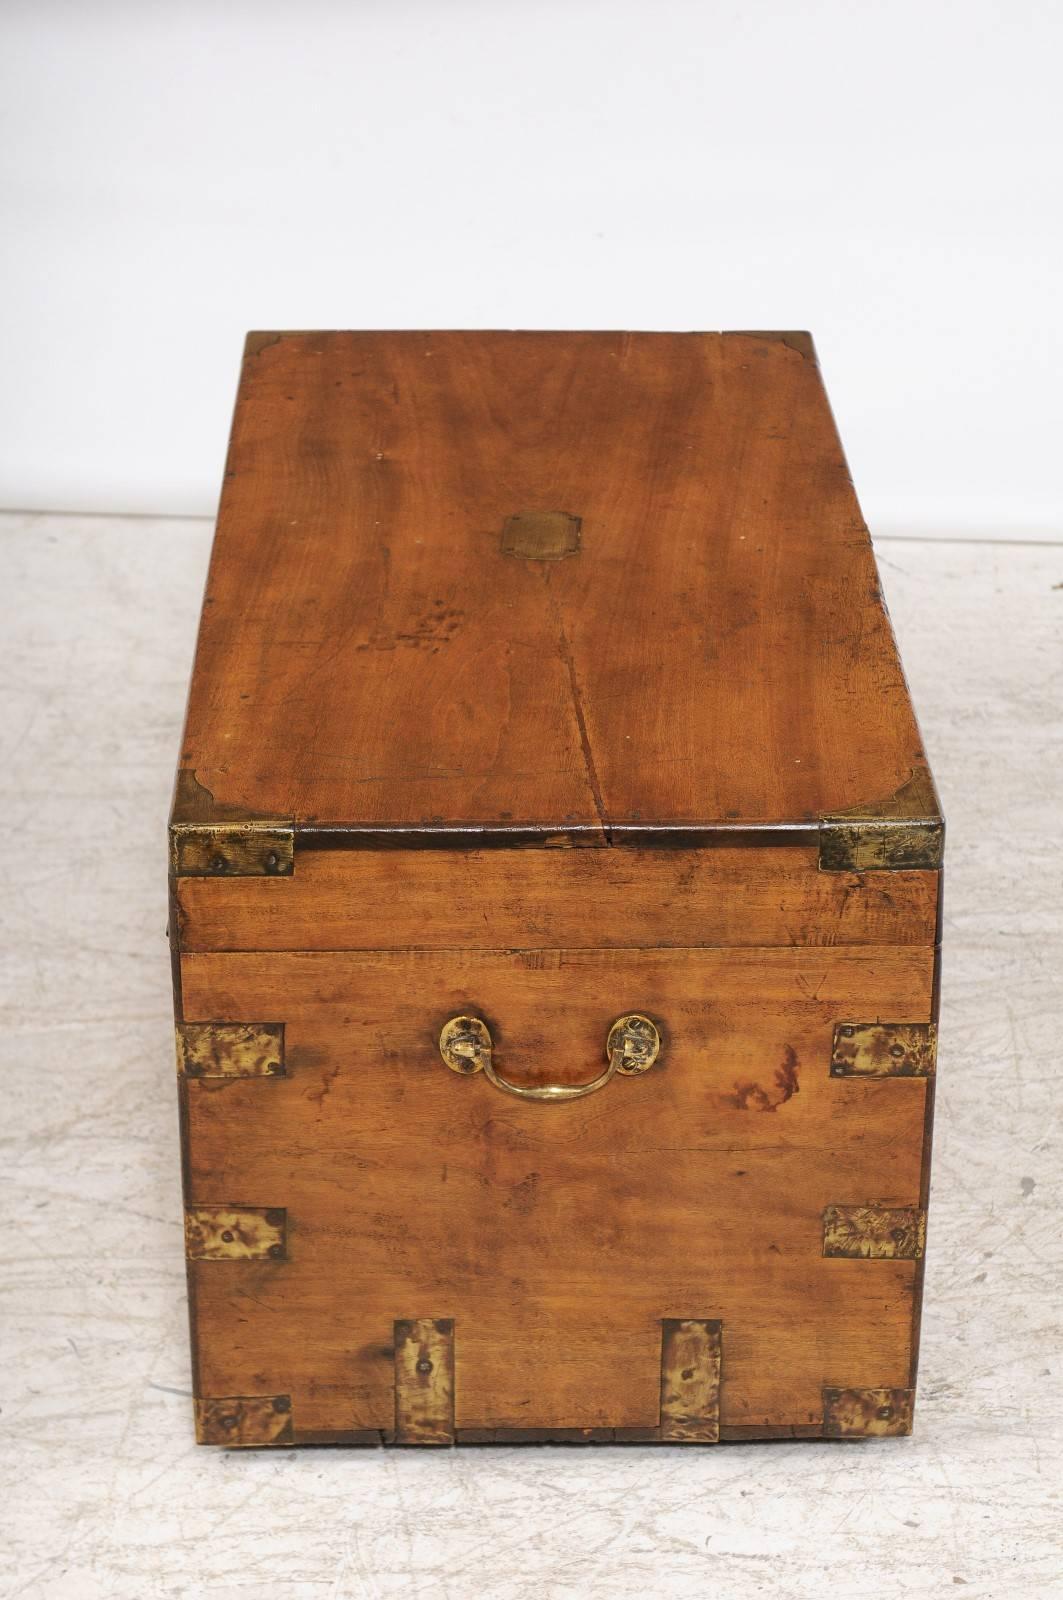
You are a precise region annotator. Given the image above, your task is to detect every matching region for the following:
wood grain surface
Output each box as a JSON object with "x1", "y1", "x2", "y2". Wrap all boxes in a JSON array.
[
  {"x1": 181, "y1": 944, "x2": 933, "y2": 1436},
  {"x1": 171, "y1": 334, "x2": 942, "y2": 1443},
  {"x1": 174, "y1": 330, "x2": 938, "y2": 839},
  {"x1": 8, "y1": 509, "x2": 1054, "y2": 1588},
  {"x1": 177, "y1": 845, "x2": 940, "y2": 952}
]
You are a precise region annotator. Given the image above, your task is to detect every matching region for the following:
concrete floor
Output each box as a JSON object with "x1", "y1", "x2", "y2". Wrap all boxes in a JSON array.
[{"x1": 2, "y1": 512, "x2": 1061, "y2": 1599}]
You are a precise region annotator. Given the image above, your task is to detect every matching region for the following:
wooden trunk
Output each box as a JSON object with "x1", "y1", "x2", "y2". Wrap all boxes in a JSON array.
[{"x1": 170, "y1": 330, "x2": 942, "y2": 1447}]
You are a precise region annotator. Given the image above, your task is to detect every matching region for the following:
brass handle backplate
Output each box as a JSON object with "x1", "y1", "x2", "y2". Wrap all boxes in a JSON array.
[{"x1": 438, "y1": 1013, "x2": 660, "y2": 1102}]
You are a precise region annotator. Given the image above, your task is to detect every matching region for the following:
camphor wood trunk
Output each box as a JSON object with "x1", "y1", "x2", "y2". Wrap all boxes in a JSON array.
[{"x1": 170, "y1": 330, "x2": 943, "y2": 1446}]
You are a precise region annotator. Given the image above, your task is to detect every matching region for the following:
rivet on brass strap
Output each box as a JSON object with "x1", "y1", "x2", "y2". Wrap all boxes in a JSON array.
[
  {"x1": 394, "y1": 1318, "x2": 455, "y2": 1446},
  {"x1": 185, "y1": 1206, "x2": 287, "y2": 1261},
  {"x1": 195, "y1": 1395, "x2": 293, "y2": 1446},
  {"x1": 171, "y1": 823, "x2": 294, "y2": 877},
  {"x1": 830, "y1": 1022, "x2": 936, "y2": 1079},
  {"x1": 822, "y1": 1204, "x2": 926, "y2": 1260},
  {"x1": 822, "y1": 1387, "x2": 914, "y2": 1438}
]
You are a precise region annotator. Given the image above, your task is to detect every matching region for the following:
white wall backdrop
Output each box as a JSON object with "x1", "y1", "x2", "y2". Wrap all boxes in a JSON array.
[{"x1": 1, "y1": 0, "x2": 1060, "y2": 537}]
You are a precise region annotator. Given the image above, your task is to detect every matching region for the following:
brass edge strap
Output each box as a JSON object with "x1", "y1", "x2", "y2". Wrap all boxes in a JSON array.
[
  {"x1": 184, "y1": 1206, "x2": 287, "y2": 1261},
  {"x1": 176, "y1": 1022, "x2": 286, "y2": 1079},
  {"x1": 659, "y1": 1319, "x2": 722, "y2": 1442}
]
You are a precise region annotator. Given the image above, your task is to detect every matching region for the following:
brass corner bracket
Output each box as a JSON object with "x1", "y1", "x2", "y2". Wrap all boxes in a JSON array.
[
  {"x1": 819, "y1": 819, "x2": 942, "y2": 872},
  {"x1": 170, "y1": 823, "x2": 294, "y2": 878},
  {"x1": 822, "y1": 1387, "x2": 914, "y2": 1438},
  {"x1": 195, "y1": 1394, "x2": 293, "y2": 1446},
  {"x1": 819, "y1": 768, "x2": 943, "y2": 872},
  {"x1": 169, "y1": 768, "x2": 295, "y2": 877}
]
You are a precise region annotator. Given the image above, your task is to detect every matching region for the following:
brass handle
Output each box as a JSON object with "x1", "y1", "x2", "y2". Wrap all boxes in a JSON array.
[{"x1": 438, "y1": 1013, "x2": 660, "y2": 1102}]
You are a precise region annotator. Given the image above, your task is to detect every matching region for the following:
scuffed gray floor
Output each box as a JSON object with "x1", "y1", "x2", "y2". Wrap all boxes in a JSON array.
[{"x1": 2, "y1": 513, "x2": 1060, "y2": 1599}]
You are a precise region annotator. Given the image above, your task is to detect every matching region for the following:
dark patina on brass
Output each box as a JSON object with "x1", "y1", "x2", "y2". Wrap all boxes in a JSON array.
[
  {"x1": 195, "y1": 1395, "x2": 294, "y2": 1447},
  {"x1": 659, "y1": 1319, "x2": 722, "y2": 1443},
  {"x1": 820, "y1": 768, "x2": 943, "y2": 872},
  {"x1": 822, "y1": 1204, "x2": 926, "y2": 1260},
  {"x1": 171, "y1": 824, "x2": 294, "y2": 878},
  {"x1": 176, "y1": 1022, "x2": 286, "y2": 1079},
  {"x1": 501, "y1": 510, "x2": 581, "y2": 561},
  {"x1": 822, "y1": 1387, "x2": 914, "y2": 1438},
  {"x1": 831, "y1": 1022, "x2": 936, "y2": 1079},
  {"x1": 185, "y1": 1206, "x2": 288, "y2": 1261},
  {"x1": 394, "y1": 1318, "x2": 455, "y2": 1446}
]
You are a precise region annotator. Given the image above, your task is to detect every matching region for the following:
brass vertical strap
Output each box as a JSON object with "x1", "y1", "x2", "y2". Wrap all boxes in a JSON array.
[
  {"x1": 659, "y1": 1319, "x2": 722, "y2": 1442},
  {"x1": 394, "y1": 1318, "x2": 455, "y2": 1445}
]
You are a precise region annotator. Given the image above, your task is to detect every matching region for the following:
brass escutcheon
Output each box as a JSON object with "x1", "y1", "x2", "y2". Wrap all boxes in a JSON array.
[{"x1": 438, "y1": 1013, "x2": 660, "y2": 1102}]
